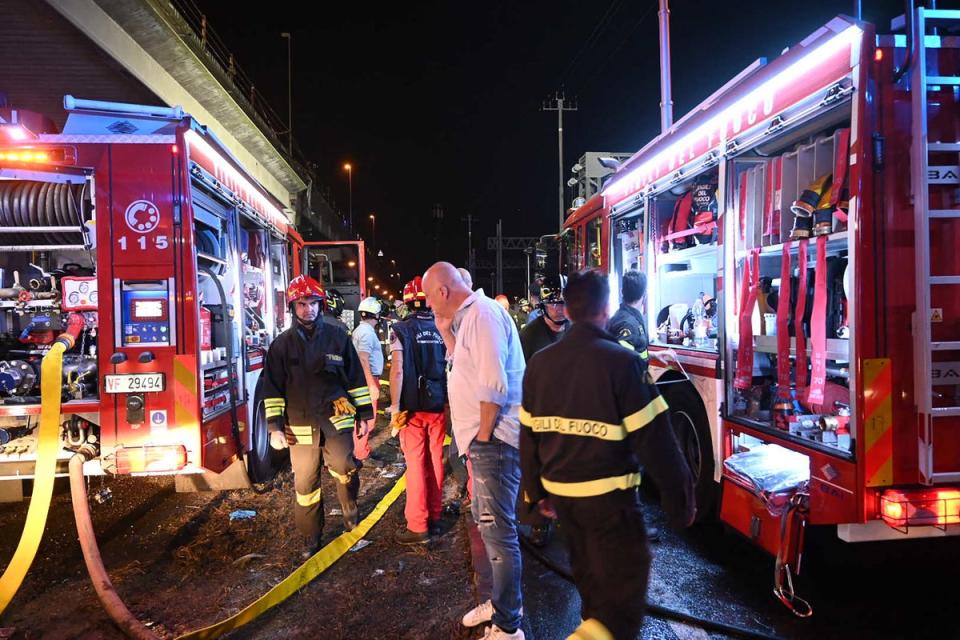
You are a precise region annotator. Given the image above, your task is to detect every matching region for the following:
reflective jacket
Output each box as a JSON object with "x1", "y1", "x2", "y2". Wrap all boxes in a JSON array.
[
  {"x1": 520, "y1": 322, "x2": 695, "y2": 527},
  {"x1": 607, "y1": 304, "x2": 649, "y2": 360},
  {"x1": 391, "y1": 310, "x2": 447, "y2": 413},
  {"x1": 262, "y1": 321, "x2": 373, "y2": 435}
]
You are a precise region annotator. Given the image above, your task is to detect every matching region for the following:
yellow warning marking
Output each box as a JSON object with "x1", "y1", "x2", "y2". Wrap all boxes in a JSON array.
[
  {"x1": 178, "y1": 475, "x2": 407, "y2": 639},
  {"x1": 932, "y1": 308, "x2": 943, "y2": 323},
  {"x1": 0, "y1": 341, "x2": 65, "y2": 613}
]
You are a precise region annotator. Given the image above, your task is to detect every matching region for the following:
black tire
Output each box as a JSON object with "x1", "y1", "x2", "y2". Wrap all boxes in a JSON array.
[
  {"x1": 659, "y1": 380, "x2": 718, "y2": 522},
  {"x1": 247, "y1": 377, "x2": 283, "y2": 483}
]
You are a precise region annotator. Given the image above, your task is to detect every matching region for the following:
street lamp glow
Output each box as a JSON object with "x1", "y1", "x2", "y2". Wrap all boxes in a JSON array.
[
  {"x1": 369, "y1": 214, "x2": 375, "y2": 220},
  {"x1": 347, "y1": 260, "x2": 356, "y2": 267},
  {"x1": 367, "y1": 276, "x2": 374, "y2": 282},
  {"x1": 374, "y1": 284, "x2": 380, "y2": 290},
  {"x1": 343, "y1": 163, "x2": 351, "y2": 171}
]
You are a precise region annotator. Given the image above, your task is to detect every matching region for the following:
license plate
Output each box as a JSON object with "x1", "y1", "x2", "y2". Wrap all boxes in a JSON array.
[{"x1": 104, "y1": 373, "x2": 165, "y2": 394}]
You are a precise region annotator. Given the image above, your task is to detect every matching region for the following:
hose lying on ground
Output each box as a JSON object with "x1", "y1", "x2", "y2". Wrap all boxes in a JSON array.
[
  {"x1": 518, "y1": 533, "x2": 783, "y2": 640},
  {"x1": 70, "y1": 448, "x2": 159, "y2": 640}
]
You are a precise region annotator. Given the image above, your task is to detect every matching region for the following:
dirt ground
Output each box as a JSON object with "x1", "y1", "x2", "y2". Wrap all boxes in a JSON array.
[{"x1": 0, "y1": 423, "x2": 483, "y2": 639}]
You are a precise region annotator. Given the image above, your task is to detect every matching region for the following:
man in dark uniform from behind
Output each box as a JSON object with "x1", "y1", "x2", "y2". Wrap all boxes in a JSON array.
[
  {"x1": 521, "y1": 269, "x2": 695, "y2": 640},
  {"x1": 263, "y1": 275, "x2": 375, "y2": 556},
  {"x1": 607, "y1": 269, "x2": 649, "y2": 361}
]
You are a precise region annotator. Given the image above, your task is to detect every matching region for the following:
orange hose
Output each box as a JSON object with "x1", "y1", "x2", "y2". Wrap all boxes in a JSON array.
[{"x1": 69, "y1": 453, "x2": 159, "y2": 640}]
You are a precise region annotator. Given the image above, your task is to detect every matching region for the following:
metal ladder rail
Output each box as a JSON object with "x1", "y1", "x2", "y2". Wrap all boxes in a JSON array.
[{"x1": 910, "y1": 8, "x2": 960, "y2": 484}]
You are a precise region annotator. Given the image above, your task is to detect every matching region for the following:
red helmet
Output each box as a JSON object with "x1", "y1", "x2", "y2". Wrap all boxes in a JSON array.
[
  {"x1": 287, "y1": 275, "x2": 325, "y2": 304},
  {"x1": 403, "y1": 276, "x2": 427, "y2": 306}
]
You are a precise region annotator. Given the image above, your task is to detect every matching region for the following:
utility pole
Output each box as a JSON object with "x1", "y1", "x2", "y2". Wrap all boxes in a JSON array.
[
  {"x1": 542, "y1": 91, "x2": 577, "y2": 230},
  {"x1": 496, "y1": 219, "x2": 503, "y2": 294},
  {"x1": 657, "y1": 0, "x2": 673, "y2": 133},
  {"x1": 463, "y1": 213, "x2": 476, "y2": 274},
  {"x1": 281, "y1": 32, "x2": 293, "y2": 153}
]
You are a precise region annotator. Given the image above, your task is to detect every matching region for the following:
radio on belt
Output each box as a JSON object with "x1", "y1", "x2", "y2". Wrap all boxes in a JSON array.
[{"x1": 117, "y1": 280, "x2": 173, "y2": 347}]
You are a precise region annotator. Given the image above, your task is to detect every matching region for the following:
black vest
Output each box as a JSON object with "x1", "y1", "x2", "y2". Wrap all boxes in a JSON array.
[{"x1": 392, "y1": 311, "x2": 447, "y2": 412}]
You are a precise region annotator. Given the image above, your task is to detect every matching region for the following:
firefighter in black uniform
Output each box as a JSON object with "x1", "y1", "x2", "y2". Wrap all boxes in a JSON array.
[
  {"x1": 263, "y1": 275, "x2": 374, "y2": 555},
  {"x1": 521, "y1": 269, "x2": 695, "y2": 640},
  {"x1": 607, "y1": 269, "x2": 649, "y2": 361}
]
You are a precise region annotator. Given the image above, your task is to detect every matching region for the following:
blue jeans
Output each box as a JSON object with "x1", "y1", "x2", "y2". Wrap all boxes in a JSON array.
[{"x1": 469, "y1": 437, "x2": 523, "y2": 631}]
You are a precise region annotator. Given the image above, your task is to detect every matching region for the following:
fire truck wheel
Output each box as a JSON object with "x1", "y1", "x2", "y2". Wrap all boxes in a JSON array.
[
  {"x1": 660, "y1": 381, "x2": 718, "y2": 522},
  {"x1": 247, "y1": 377, "x2": 283, "y2": 483}
]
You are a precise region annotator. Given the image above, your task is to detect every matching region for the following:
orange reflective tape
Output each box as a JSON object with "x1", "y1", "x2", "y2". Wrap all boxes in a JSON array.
[{"x1": 863, "y1": 358, "x2": 893, "y2": 487}]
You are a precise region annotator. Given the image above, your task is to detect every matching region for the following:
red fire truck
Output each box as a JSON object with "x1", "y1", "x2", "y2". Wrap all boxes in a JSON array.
[
  {"x1": 0, "y1": 97, "x2": 361, "y2": 496},
  {"x1": 563, "y1": 8, "x2": 959, "y2": 611}
]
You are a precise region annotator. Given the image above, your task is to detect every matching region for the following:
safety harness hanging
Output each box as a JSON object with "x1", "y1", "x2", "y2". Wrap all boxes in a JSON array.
[
  {"x1": 794, "y1": 239, "x2": 810, "y2": 389},
  {"x1": 734, "y1": 248, "x2": 761, "y2": 390},
  {"x1": 807, "y1": 235, "x2": 829, "y2": 407}
]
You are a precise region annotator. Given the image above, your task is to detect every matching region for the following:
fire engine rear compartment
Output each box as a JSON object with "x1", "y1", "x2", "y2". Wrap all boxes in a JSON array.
[{"x1": 0, "y1": 174, "x2": 99, "y2": 477}]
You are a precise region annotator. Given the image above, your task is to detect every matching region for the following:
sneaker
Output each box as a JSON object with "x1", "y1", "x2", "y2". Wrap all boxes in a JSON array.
[
  {"x1": 462, "y1": 600, "x2": 494, "y2": 627},
  {"x1": 463, "y1": 600, "x2": 524, "y2": 628},
  {"x1": 394, "y1": 527, "x2": 429, "y2": 545},
  {"x1": 480, "y1": 625, "x2": 524, "y2": 639},
  {"x1": 429, "y1": 520, "x2": 442, "y2": 536}
]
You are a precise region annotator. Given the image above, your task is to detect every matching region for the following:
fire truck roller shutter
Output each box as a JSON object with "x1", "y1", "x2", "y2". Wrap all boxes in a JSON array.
[
  {"x1": 247, "y1": 374, "x2": 284, "y2": 482},
  {"x1": 655, "y1": 373, "x2": 718, "y2": 522},
  {"x1": 0, "y1": 180, "x2": 85, "y2": 245}
]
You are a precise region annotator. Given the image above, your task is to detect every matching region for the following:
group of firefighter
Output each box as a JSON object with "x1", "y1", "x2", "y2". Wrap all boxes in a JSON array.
[{"x1": 262, "y1": 262, "x2": 696, "y2": 640}]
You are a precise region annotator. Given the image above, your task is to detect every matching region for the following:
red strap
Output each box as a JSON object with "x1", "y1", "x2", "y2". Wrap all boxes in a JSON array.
[
  {"x1": 807, "y1": 236, "x2": 829, "y2": 407},
  {"x1": 830, "y1": 128, "x2": 851, "y2": 209},
  {"x1": 734, "y1": 248, "x2": 761, "y2": 390},
  {"x1": 794, "y1": 239, "x2": 809, "y2": 389},
  {"x1": 776, "y1": 241, "x2": 793, "y2": 398},
  {"x1": 738, "y1": 172, "x2": 749, "y2": 242},
  {"x1": 663, "y1": 223, "x2": 715, "y2": 242}
]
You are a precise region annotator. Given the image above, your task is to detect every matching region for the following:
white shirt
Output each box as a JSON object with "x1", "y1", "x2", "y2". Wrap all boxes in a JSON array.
[
  {"x1": 447, "y1": 289, "x2": 525, "y2": 453},
  {"x1": 351, "y1": 321, "x2": 384, "y2": 376}
]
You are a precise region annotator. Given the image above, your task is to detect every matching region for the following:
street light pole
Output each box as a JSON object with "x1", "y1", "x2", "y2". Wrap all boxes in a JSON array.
[
  {"x1": 281, "y1": 32, "x2": 292, "y2": 153},
  {"x1": 369, "y1": 213, "x2": 376, "y2": 251},
  {"x1": 343, "y1": 163, "x2": 353, "y2": 237}
]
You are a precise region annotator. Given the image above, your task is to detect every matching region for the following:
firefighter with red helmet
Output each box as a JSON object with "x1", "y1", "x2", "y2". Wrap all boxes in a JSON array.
[
  {"x1": 389, "y1": 276, "x2": 448, "y2": 544},
  {"x1": 263, "y1": 275, "x2": 375, "y2": 555}
]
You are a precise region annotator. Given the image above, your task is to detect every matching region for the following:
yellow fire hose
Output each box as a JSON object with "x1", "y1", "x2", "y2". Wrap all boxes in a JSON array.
[
  {"x1": 70, "y1": 463, "x2": 406, "y2": 639},
  {"x1": 0, "y1": 340, "x2": 67, "y2": 615}
]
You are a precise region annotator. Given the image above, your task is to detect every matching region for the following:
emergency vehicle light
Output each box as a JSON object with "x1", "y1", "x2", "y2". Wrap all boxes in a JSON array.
[
  {"x1": 114, "y1": 444, "x2": 188, "y2": 475},
  {"x1": 880, "y1": 488, "x2": 960, "y2": 529},
  {"x1": 0, "y1": 149, "x2": 50, "y2": 163}
]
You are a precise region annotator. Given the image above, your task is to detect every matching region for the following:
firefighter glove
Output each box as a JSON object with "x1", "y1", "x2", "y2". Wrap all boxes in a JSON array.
[
  {"x1": 332, "y1": 396, "x2": 357, "y2": 417},
  {"x1": 389, "y1": 410, "x2": 408, "y2": 438}
]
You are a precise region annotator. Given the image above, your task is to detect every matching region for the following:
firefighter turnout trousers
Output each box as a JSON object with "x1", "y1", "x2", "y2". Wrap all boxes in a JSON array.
[
  {"x1": 398, "y1": 411, "x2": 446, "y2": 533},
  {"x1": 558, "y1": 489, "x2": 651, "y2": 640},
  {"x1": 289, "y1": 418, "x2": 361, "y2": 538}
]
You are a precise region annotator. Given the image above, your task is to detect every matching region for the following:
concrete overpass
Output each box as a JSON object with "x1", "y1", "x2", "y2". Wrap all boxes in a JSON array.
[{"x1": 1, "y1": 0, "x2": 345, "y2": 238}]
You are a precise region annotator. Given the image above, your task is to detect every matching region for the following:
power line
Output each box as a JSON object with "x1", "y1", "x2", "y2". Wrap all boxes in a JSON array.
[
  {"x1": 574, "y1": 4, "x2": 657, "y2": 95},
  {"x1": 558, "y1": 0, "x2": 626, "y2": 86}
]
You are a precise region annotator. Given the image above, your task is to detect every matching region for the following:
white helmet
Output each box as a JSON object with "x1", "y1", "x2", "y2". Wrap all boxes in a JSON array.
[{"x1": 357, "y1": 297, "x2": 381, "y2": 317}]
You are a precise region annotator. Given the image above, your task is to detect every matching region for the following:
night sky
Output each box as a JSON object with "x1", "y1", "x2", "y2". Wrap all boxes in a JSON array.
[{"x1": 197, "y1": 0, "x2": 901, "y2": 294}]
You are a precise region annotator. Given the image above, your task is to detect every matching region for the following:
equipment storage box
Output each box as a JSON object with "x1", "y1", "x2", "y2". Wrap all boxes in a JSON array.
[{"x1": 721, "y1": 444, "x2": 809, "y2": 556}]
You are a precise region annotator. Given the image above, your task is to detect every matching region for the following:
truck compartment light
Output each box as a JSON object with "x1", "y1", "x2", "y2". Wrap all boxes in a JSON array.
[
  {"x1": 879, "y1": 488, "x2": 960, "y2": 529},
  {"x1": 113, "y1": 444, "x2": 188, "y2": 475}
]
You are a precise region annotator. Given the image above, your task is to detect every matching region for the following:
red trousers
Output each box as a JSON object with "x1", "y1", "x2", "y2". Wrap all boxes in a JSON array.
[
  {"x1": 352, "y1": 397, "x2": 377, "y2": 460},
  {"x1": 399, "y1": 411, "x2": 446, "y2": 533}
]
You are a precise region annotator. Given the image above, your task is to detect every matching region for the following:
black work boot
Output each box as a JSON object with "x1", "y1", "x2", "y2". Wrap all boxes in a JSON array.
[
  {"x1": 335, "y1": 473, "x2": 360, "y2": 531},
  {"x1": 429, "y1": 520, "x2": 442, "y2": 537},
  {"x1": 395, "y1": 527, "x2": 429, "y2": 545}
]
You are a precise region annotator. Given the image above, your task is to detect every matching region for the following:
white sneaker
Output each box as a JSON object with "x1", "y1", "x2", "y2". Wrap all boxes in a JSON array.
[
  {"x1": 462, "y1": 600, "x2": 524, "y2": 628},
  {"x1": 462, "y1": 600, "x2": 494, "y2": 627},
  {"x1": 480, "y1": 625, "x2": 525, "y2": 640}
]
